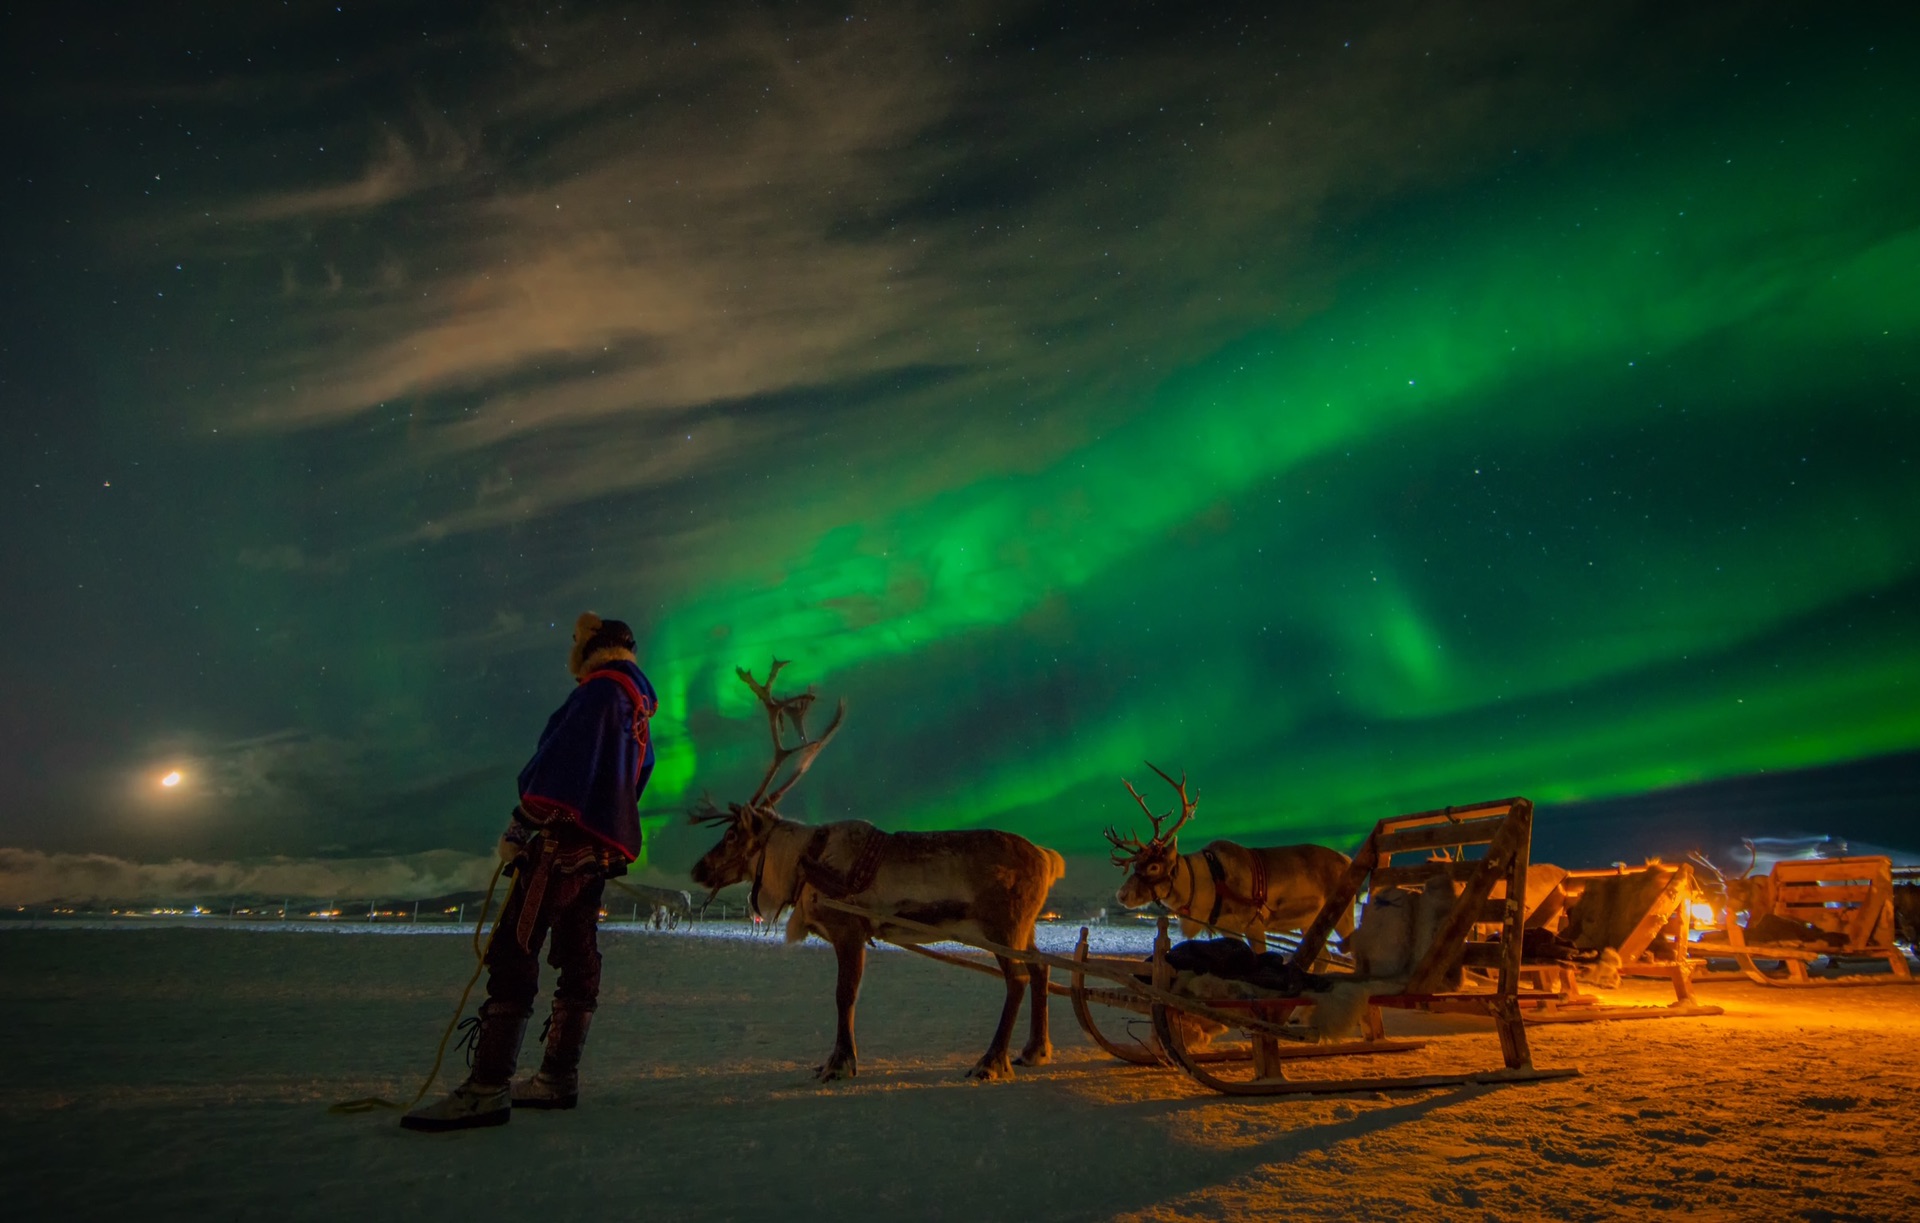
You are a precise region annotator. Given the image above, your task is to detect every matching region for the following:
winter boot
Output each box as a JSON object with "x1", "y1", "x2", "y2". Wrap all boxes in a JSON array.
[
  {"x1": 399, "y1": 1077, "x2": 512, "y2": 1132},
  {"x1": 401, "y1": 1003, "x2": 527, "y2": 1132},
  {"x1": 513, "y1": 1006, "x2": 592, "y2": 1110}
]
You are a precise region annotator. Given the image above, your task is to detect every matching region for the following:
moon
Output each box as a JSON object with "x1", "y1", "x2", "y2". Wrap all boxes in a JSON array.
[{"x1": 160, "y1": 770, "x2": 183, "y2": 788}]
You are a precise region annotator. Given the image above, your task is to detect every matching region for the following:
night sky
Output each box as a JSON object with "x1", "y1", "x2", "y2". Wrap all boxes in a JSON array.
[{"x1": 5, "y1": 3, "x2": 1918, "y2": 897}]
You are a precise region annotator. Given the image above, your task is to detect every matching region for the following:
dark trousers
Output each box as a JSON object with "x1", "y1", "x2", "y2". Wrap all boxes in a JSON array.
[{"x1": 485, "y1": 865, "x2": 607, "y2": 1018}]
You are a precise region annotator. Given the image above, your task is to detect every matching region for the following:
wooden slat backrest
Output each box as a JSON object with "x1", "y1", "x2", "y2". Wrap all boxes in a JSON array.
[
  {"x1": 1370, "y1": 860, "x2": 1481, "y2": 890},
  {"x1": 1290, "y1": 796, "x2": 1534, "y2": 999},
  {"x1": 1371, "y1": 813, "x2": 1511, "y2": 858},
  {"x1": 1771, "y1": 856, "x2": 1888, "y2": 883},
  {"x1": 1612, "y1": 867, "x2": 1691, "y2": 963},
  {"x1": 1766, "y1": 855, "x2": 1896, "y2": 949},
  {"x1": 1406, "y1": 801, "x2": 1532, "y2": 995}
]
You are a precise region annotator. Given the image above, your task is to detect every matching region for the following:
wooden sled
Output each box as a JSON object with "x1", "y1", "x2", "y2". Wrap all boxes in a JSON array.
[
  {"x1": 1146, "y1": 796, "x2": 1579, "y2": 1094},
  {"x1": 1514, "y1": 864, "x2": 1722, "y2": 1022},
  {"x1": 1690, "y1": 856, "x2": 1916, "y2": 987},
  {"x1": 1065, "y1": 925, "x2": 1416, "y2": 1069}
]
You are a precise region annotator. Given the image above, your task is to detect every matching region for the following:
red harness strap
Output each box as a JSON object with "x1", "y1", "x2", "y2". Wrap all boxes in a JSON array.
[
  {"x1": 1199, "y1": 843, "x2": 1272, "y2": 931},
  {"x1": 1248, "y1": 851, "x2": 1269, "y2": 919}
]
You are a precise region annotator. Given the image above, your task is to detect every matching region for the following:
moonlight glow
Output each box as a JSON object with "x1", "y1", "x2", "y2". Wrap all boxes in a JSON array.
[{"x1": 159, "y1": 772, "x2": 182, "y2": 789}]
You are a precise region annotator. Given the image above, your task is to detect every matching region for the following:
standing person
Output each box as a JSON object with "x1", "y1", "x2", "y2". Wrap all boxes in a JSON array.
[{"x1": 404, "y1": 612, "x2": 657, "y2": 1132}]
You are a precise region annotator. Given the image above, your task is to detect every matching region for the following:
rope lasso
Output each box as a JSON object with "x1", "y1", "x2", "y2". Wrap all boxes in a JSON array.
[{"x1": 328, "y1": 856, "x2": 510, "y2": 1115}]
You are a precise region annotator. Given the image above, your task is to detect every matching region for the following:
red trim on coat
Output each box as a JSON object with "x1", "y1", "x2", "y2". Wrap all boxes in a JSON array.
[{"x1": 582, "y1": 667, "x2": 656, "y2": 760}]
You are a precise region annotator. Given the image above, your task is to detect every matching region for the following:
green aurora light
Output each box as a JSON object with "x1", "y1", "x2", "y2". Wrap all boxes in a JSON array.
[{"x1": 637, "y1": 68, "x2": 1920, "y2": 848}]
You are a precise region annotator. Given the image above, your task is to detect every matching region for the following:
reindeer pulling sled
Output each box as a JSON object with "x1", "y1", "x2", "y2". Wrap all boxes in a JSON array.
[
  {"x1": 850, "y1": 788, "x2": 1585, "y2": 1095},
  {"x1": 693, "y1": 661, "x2": 1592, "y2": 1096}
]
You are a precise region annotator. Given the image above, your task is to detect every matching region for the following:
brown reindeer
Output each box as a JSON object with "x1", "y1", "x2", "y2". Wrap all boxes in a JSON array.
[
  {"x1": 1105, "y1": 763, "x2": 1354, "y2": 946},
  {"x1": 689, "y1": 660, "x2": 1066, "y2": 1083}
]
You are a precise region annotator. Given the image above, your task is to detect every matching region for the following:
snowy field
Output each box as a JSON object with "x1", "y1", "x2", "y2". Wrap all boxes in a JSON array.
[
  {"x1": 5, "y1": 926, "x2": 1919, "y2": 1222},
  {"x1": 0, "y1": 916, "x2": 1162, "y2": 956}
]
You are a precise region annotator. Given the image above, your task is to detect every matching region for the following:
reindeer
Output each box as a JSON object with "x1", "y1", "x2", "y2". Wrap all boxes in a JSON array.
[
  {"x1": 1688, "y1": 843, "x2": 1776, "y2": 929},
  {"x1": 617, "y1": 881, "x2": 695, "y2": 929},
  {"x1": 1104, "y1": 763, "x2": 1353, "y2": 947},
  {"x1": 689, "y1": 660, "x2": 1066, "y2": 1083}
]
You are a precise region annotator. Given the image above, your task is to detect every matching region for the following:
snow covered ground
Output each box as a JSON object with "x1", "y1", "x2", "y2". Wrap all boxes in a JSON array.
[
  {"x1": 0, "y1": 916, "x2": 1162, "y2": 955},
  {"x1": 5, "y1": 925, "x2": 1918, "y2": 1221}
]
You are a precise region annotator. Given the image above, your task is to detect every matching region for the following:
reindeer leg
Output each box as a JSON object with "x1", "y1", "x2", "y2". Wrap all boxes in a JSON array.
[
  {"x1": 816, "y1": 934, "x2": 863, "y2": 1082},
  {"x1": 967, "y1": 954, "x2": 1024, "y2": 1081},
  {"x1": 1015, "y1": 936, "x2": 1053, "y2": 1067}
]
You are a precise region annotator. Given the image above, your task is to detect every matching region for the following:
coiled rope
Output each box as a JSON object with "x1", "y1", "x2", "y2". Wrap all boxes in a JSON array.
[{"x1": 328, "y1": 857, "x2": 509, "y2": 1115}]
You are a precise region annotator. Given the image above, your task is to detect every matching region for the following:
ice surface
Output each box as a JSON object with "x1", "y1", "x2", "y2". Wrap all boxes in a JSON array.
[{"x1": 5, "y1": 927, "x2": 1919, "y2": 1221}]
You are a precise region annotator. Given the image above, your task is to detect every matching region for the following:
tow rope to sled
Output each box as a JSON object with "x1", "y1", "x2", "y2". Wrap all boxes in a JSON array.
[{"x1": 327, "y1": 858, "x2": 509, "y2": 1117}]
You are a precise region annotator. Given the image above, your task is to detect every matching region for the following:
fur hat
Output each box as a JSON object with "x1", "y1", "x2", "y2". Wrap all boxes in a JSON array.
[{"x1": 568, "y1": 611, "x2": 637, "y2": 678}]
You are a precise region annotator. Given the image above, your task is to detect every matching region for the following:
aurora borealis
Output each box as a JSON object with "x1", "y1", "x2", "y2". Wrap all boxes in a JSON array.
[{"x1": 4, "y1": 3, "x2": 1917, "y2": 888}]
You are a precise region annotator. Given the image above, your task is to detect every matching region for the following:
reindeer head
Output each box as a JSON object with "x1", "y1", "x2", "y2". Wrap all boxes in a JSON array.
[
  {"x1": 690, "y1": 800, "x2": 783, "y2": 893},
  {"x1": 1106, "y1": 762, "x2": 1197, "y2": 909},
  {"x1": 688, "y1": 658, "x2": 845, "y2": 901},
  {"x1": 1686, "y1": 839, "x2": 1765, "y2": 916}
]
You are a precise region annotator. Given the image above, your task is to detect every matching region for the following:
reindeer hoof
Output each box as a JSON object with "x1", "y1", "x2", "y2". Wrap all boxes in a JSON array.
[
  {"x1": 966, "y1": 1057, "x2": 1013, "y2": 1082},
  {"x1": 814, "y1": 1057, "x2": 857, "y2": 1083},
  {"x1": 1013, "y1": 1045, "x2": 1053, "y2": 1068}
]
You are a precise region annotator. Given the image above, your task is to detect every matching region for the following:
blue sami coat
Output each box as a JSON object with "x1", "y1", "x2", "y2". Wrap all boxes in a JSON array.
[{"x1": 516, "y1": 659, "x2": 657, "y2": 863}]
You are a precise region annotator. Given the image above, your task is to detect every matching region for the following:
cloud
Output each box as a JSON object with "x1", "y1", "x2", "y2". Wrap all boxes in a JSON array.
[
  {"x1": 200, "y1": 3, "x2": 1702, "y2": 550},
  {"x1": 160, "y1": 729, "x2": 368, "y2": 805},
  {"x1": 234, "y1": 119, "x2": 474, "y2": 222},
  {"x1": 0, "y1": 847, "x2": 496, "y2": 905}
]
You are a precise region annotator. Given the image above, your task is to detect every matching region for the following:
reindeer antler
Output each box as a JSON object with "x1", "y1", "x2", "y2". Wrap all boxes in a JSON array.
[
  {"x1": 1684, "y1": 849, "x2": 1724, "y2": 883},
  {"x1": 1102, "y1": 824, "x2": 1150, "y2": 867},
  {"x1": 738, "y1": 658, "x2": 846, "y2": 811},
  {"x1": 1117, "y1": 760, "x2": 1197, "y2": 849},
  {"x1": 687, "y1": 792, "x2": 739, "y2": 827}
]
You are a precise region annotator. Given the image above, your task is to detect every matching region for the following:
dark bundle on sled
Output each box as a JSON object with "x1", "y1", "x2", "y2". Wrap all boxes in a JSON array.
[
  {"x1": 1745, "y1": 913, "x2": 1849, "y2": 948},
  {"x1": 1514, "y1": 927, "x2": 1603, "y2": 965},
  {"x1": 1164, "y1": 937, "x2": 1332, "y2": 996}
]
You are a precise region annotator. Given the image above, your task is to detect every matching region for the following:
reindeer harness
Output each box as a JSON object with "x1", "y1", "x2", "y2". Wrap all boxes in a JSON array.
[
  {"x1": 748, "y1": 823, "x2": 889, "y2": 917},
  {"x1": 832, "y1": 828, "x2": 890, "y2": 896},
  {"x1": 1200, "y1": 845, "x2": 1271, "y2": 930},
  {"x1": 749, "y1": 824, "x2": 822, "y2": 917},
  {"x1": 1138, "y1": 844, "x2": 1272, "y2": 932}
]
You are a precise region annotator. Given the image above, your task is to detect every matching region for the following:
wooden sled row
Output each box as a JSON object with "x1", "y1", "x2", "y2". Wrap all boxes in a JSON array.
[{"x1": 1517, "y1": 854, "x2": 1915, "y2": 996}]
